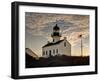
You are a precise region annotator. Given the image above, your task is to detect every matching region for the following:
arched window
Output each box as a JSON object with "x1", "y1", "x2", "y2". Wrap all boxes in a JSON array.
[
  {"x1": 53, "y1": 49, "x2": 55, "y2": 54},
  {"x1": 43, "y1": 51, "x2": 45, "y2": 56},
  {"x1": 64, "y1": 42, "x2": 66, "y2": 47},
  {"x1": 46, "y1": 51, "x2": 48, "y2": 55},
  {"x1": 56, "y1": 49, "x2": 58, "y2": 53},
  {"x1": 53, "y1": 39, "x2": 54, "y2": 42},
  {"x1": 49, "y1": 50, "x2": 51, "y2": 56}
]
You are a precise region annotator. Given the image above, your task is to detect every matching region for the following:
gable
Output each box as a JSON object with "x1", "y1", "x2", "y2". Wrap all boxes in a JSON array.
[{"x1": 60, "y1": 40, "x2": 71, "y2": 47}]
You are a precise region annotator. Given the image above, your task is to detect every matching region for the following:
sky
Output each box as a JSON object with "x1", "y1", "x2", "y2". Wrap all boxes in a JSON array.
[{"x1": 25, "y1": 12, "x2": 89, "y2": 57}]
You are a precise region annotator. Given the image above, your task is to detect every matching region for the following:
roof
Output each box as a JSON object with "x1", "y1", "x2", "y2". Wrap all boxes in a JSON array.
[
  {"x1": 42, "y1": 40, "x2": 64, "y2": 48},
  {"x1": 25, "y1": 48, "x2": 39, "y2": 58}
]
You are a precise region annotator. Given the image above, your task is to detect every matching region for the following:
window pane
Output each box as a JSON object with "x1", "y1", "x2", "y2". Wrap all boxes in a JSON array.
[
  {"x1": 53, "y1": 49, "x2": 55, "y2": 54},
  {"x1": 56, "y1": 49, "x2": 58, "y2": 53}
]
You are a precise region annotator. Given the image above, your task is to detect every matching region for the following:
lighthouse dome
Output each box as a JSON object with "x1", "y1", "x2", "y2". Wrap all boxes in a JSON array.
[{"x1": 53, "y1": 24, "x2": 60, "y2": 30}]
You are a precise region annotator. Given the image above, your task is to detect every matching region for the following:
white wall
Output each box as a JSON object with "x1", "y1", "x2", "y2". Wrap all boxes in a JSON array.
[
  {"x1": 42, "y1": 39, "x2": 71, "y2": 57},
  {"x1": 0, "y1": 0, "x2": 99, "y2": 81},
  {"x1": 60, "y1": 40, "x2": 71, "y2": 56},
  {"x1": 43, "y1": 44, "x2": 59, "y2": 57}
]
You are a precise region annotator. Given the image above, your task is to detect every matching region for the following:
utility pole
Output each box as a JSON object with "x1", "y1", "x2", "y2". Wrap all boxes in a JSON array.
[{"x1": 79, "y1": 34, "x2": 83, "y2": 57}]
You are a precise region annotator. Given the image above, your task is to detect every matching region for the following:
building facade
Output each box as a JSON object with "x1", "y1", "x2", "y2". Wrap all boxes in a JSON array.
[{"x1": 42, "y1": 24, "x2": 71, "y2": 58}]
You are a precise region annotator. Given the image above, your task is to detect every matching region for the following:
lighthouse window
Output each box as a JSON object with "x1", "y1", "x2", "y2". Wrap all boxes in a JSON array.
[
  {"x1": 53, "y1": 39, "x2": 54, "y2": 42},
  {"x1": 46, "y1": 51, "x2": 48, "y2": 55},
  {"x1": 53, "y1": 49, "x2": 55, "y2": 54},
  {"x1": 43, "y1": 51, "x2": 45, "y2": 56},
  {"x1": 56, "y1": 49, "x2": 58, "y2": 53},
  {"x1": 49, "y1": 50, "x2": 51, "y2": 56},
  {"x1": 64, "y1": 42, "x2": 66, "y2": 47}
]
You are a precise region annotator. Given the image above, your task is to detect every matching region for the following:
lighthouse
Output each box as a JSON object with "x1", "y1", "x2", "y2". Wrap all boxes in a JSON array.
[{"x1": 42, "y1": 24, "x2": 71, "y2": 58}]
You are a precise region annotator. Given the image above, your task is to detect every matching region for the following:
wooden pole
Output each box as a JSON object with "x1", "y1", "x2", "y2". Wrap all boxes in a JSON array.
[
  {"x1": 81, "y1": 35, "x2": 83, "y2": 57},
  {"x1": 79, "y1": 34, "x2": 83, "y2": 57}
]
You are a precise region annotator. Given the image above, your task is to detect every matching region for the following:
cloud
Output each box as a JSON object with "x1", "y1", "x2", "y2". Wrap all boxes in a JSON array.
[{"x1": 25, "y1": 12, "x2": 89, "y2": 46}]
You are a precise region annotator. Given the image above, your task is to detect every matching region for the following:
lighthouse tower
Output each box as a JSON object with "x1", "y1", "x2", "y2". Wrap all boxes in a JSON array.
[{"x1": 51, "y1": 24, "x2": 61, "y2": 42}]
